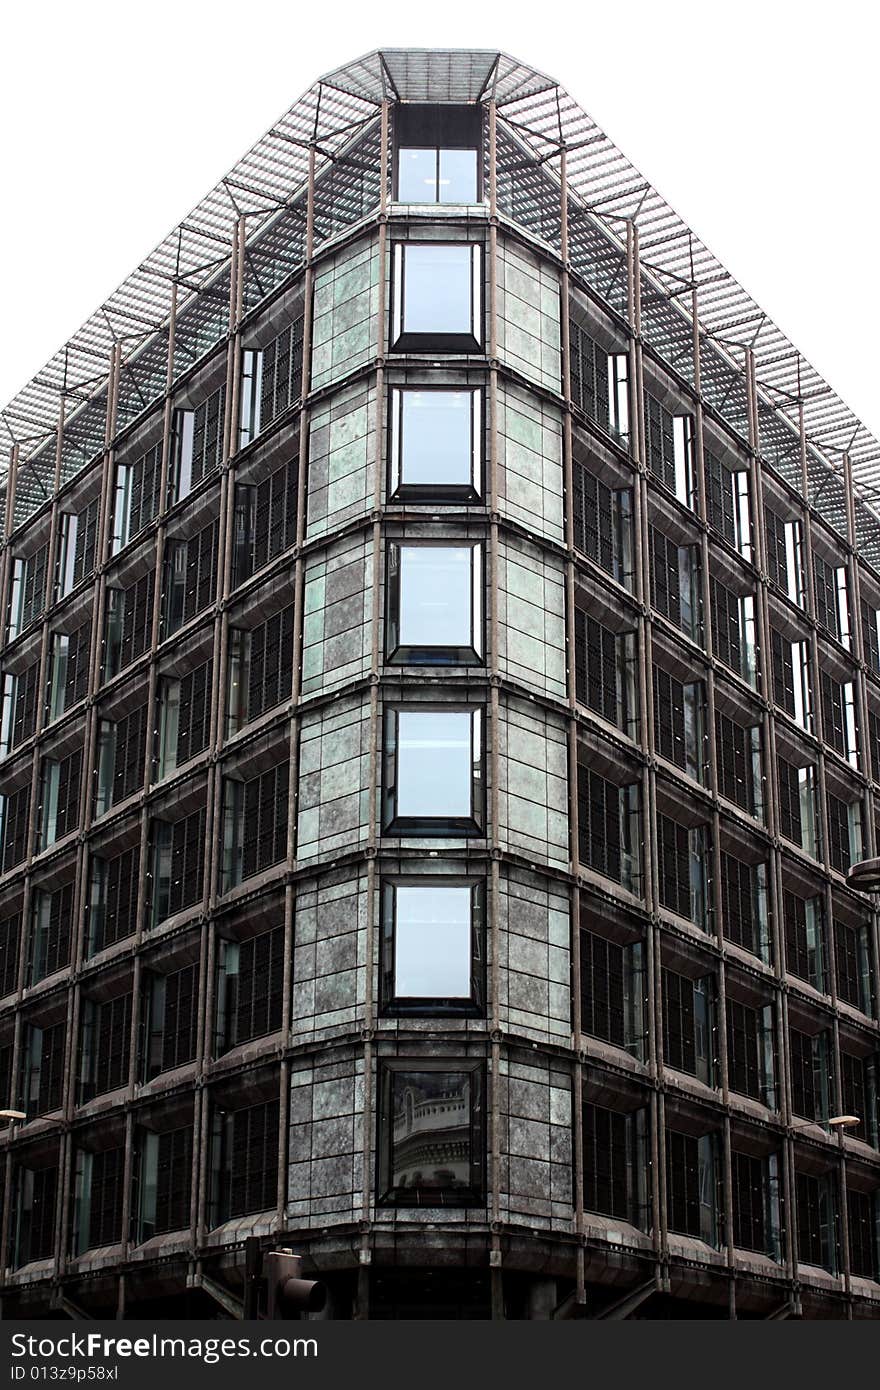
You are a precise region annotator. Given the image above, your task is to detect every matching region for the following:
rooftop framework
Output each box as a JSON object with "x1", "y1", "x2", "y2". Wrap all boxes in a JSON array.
[{"x1": 2, "y1": 49, "x2": 879, "y2": 554}]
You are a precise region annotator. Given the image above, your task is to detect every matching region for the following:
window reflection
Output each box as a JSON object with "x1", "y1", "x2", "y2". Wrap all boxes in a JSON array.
[{"x1": 379, "y1": 1064, "x2": 484, "y2": 1206}]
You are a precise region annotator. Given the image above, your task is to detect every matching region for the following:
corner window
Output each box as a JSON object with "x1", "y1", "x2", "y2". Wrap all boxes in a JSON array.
[
  {"x1": 383, "y1": 706, "x2": 483, "y2": 836},
  {"x1": 380, "y1": 880, "x2": 484, "y2": 1016},
  {"x1": 391, "y1": 243, "x2": 482, "y2": 351},
  {"x1": 389, "y1": 388, "x2": 481, "y2": 500},
  {"x1": 397, "y1": 146, "x2": 478, "y2": 204},
  {"x1": 377, "y1": 1059, "x2": 485, "y2": 1207},
  {"x1": 386, "y1": 544, "x2": 482, "y2": 664}
]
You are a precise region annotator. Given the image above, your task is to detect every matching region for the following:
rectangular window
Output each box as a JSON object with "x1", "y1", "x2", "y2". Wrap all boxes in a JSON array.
[
  {"x1": 47, "y1": 622, "x2": 90, "y2": 723},
  {"x1": 721, "y1": 853, "x2": 770, "y2": 961},
  {"x1": 103, "y1": 570, "x2": 155, "y2": 679},
  {"x1": 705, "y1": 452, "x2": 751, "y2": 558},
  {"x1": 574, "y1": 611, "x2": 637, "y2": 737},
  {"x1": 55, "y1": 498, "x2": 100, "y2": 599},
  {"x1": 835, "y1": 920, "x2": 873, "y2": 1015},
  {"x1": 848, "y1": 1189, "x2": 879, "y2": 1279},
  {"x1": 397, "y1": 146, "x2": 478, "y2": 204},
  {"x1": 771, "y1": 629, "x2": 811, "y2": 730},
  {"x1": 239, "y1": 318, "x2": 304, "y2": 446},
  {"x1": 221, "y1": 761, "x2": 288, "y2": 891},
  {"x1": 79, "y1": 993, "x2": 132, "y2": 1101},
  {"x1": 645, "y1": 393, "x2": 695, "y2": 507},
  {"x1": 840, "y1": 1051, "x2": 878, "y2": 1149},
  {"x1": 210, "y1": 1099, "x2": 279, "y2": 1224},
  {"x1": 0, "y1": 784, "x2": 30, "y2": 872},
  {"x1": 711, "y1": 578, "x2": 758, "y2": 686},
  {"x1": 652, "y1": 665, "x2": 704, "y2": 783},
  {"x1": 650, "y1": 527, "x2": 701, "y2": 641},
  {"x1": 726, "y1": 999, "x2": 776, "y2": 1105},
  {"x1": 142, "y1": 964, "x2": 199, "y2": 1079},
  {"x1": 582, "y1": 1103, "x2": 648, "y2": 1227},
  {"x1": 167, "y1": 388, "x2": 225, "y2": 505},
  {"x1": 789, "y1": 1028, "x2": 831, "y2": 1122},
  {"x1": 861, "y1": 599, "x2": 880, "y2": 675},
  {"x1": 577, "y1": 767, "x2": 641, "y2": 892},
  {"x1": 7, "y1": 544, "x2": 49, "y2": 640},
  {"x1": 575, "y1": 464, "x2": 633, "y2": 588},
  {"x1": 39, "y1": 748, "x2": 82, "y2": 849},
  {"x1": 94, "y1": 704, "x2": 148, "y2": 815},
  {"x1": 715, "y1": 711, "x2": 763, "y2": 819},
  {"x1": 666, "y1": 1129, "x2": 718, "y2": 1244},
  {"x1": 731, "y1": 1151, "x2": 781, "y2": 1259},
  {"x1": 776, "y1": 757, "x2": 818, "y2": 856},
  {"x1": 232, "y1": 456, "x2": 297, "y2": 584},
  {"x1": 113, "y1": 442, "x2": 163, "y2": 553},
  {"x1": 383, "y1": 707, "x2": 483, "y2": 836},
  {"x1": 784, "y1": 891, "x2": 826, "y2": 991},
  {"x1": 19, "y1": 1021, "x2": 65, "y2": 1116},
  {"x1": 796, "y1": 1171, "x2": 837, "y2": 1272},
  {"x1": 663, "y1": 969, "x2": 714, "y2": 1085},
  {"x1": 0, "y1": 661, "x2": 40, "y2": 754},
  {"x1": 765, "y1": 506, "x2": 803, "y2": 605},
  {"x1": 389, "y1": 388, "x2": 481, "y2": 501},
  {"x1": 150, "y1": 808, "x2": 206, "y2": 924},
  {"x1": 392, "y1": 242, "x2": 481, "y2": 350},
  {"x1": 813, "y1": 552, "x2": 847, "y2": 645},
  {"x1": 657, "y1": 814, "x2": 708, "y2": 927},
  {"x1": 580, "y1": 929, "x2": 645, "y2": 1056},
  {"x1": 381, "y1": 880, "x2": 483, "y2": 1016},
  {"x1": 386, "y1": 543, "x2": 482, "y2": 664},
  {"x1": 134, "y1": 1127, "x2": 193, "y2": 1242},
  {"x1": 827, "y1": 791, "x2": 861, "y2": 875},
  {"x1": 29, "y1": 884, "x2": 73, "y2": 984},
  {"x1": 86, "y1": 844, "x2": 139, "y2": 956},
  {"x1": 377, "y1": 1060, "x2": 485, "y2": 1207},
  {"x1": 13, "y1": 1164, "x2": 57, "y2": 1265},
  {"x1": 0, "y1": 911, "x2": 20, "y2": 997},
  {"x1": 569, "y1": 323, "x2": 608, "y2": 426},
  {"x1": 216, "y1": 929, "x2": 284, "y2": 1051},
  {"x1": 568, "y1": 326, "x2": 628, "y2": 438},
  {"x1": 73, "y1": 1147, "x2": 125, "y2": 1253},
  {"x1": 226, "y1": 606, "x2": 294, "y2": 736},
  {"x1": 156, "y1": 660, "x2": 212, "y2": 781},
  {"x1": 162, "y1": 520, "x2": 218, "y2": 639},
  {"x1": 820, "y1": 670, "x2": 858, "y2": 767}
]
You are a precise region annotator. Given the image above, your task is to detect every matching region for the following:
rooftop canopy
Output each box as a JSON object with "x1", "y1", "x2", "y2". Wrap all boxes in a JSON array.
[{"x1": 2, "y1": 48, "x2": 878, "y2": 529}]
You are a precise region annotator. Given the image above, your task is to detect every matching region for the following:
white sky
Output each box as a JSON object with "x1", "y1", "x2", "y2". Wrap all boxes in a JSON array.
[{"x1": 2, "y1": 0, "x2": 878, "y2": 441}]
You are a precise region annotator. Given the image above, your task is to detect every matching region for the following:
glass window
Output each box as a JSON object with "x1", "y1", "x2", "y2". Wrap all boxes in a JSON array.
[
  {"x1": 392, "y1": 243, "x2": 481, "y2": 347},
  {"x1": 387, "y1": 544, "x2": 481, "y2": 664},
  {"x1": 389, "y1": 388, "x2": 480, "y2": 499},
  {"x1": 377, "y1": 1060, "x2": 485, "y2": 1207},
  {"x1": 383, "y1": 707, "x2": 483, "y2": 835},
  {"x1": 397, "y1": 148, "x2": 479, "y2": 204},
  {"x1": 381, "y1": 880, "x2": 484, "y2": 1015}
]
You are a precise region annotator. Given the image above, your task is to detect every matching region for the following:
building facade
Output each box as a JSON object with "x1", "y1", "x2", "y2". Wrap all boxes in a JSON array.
[{"x1": 0, "y1": 48, "x2": 879, "y2": 1320}]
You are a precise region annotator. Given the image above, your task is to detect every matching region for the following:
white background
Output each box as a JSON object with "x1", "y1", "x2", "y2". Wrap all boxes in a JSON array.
[{"x1": 1, "y1": 1, "x2": 877, "y2": 435}]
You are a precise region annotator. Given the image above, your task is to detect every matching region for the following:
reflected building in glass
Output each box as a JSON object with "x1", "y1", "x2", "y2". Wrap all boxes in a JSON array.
[{"x1": 0, "y1": 49, "x2": 879, "y2": 1319}]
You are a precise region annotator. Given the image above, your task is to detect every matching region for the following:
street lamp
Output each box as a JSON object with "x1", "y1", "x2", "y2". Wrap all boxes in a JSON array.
[
  {"x1": 846, "y1": 858, "x2": 880, "y2": 892},
  {"x1": 790, "y1": 1114, "x2": 860, "y2": 1133},
  {"x1": 0, "y1": 1110, "x2": 26, "y2": 1122}
]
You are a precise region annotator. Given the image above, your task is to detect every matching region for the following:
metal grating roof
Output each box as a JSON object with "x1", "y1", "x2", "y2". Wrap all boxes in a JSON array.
[{"x1": 3, "y1": 47, "x2": 878, "y2": 529}]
